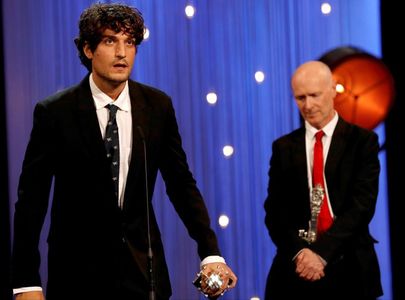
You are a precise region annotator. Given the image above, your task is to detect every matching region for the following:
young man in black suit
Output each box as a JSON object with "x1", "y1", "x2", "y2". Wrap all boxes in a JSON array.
[
  {"x1": 11, "y1": 3, "x2": 236, "y2": 300},
  {"x1": 264, "y1": 61, "x2": 382, "y2": 299}
]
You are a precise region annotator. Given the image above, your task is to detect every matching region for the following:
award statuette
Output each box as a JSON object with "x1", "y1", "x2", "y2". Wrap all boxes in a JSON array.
[
  {"x1": 298, "y1": 184, "x2": 325, "y2": 243},
  {"x1": 193, "y1": 265, "x2": 232, "y2": 298}
]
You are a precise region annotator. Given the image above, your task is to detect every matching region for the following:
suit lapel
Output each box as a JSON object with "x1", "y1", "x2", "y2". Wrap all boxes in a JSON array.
[
  {"x1": 76, "y1": 76, "x2": 107, "y2": 162},
  {"x1": 124, "y1": 81, "x2": 151, "y2": 206},
  {"x1": 325, "y1": 118, "x2": 350, "y2": 206},
  {"x1": 325, "y1": 118, "x2": 349, "y2": 181},
  {"x1": 128, "y1": 80, "x2": 151, "y2": 148},
  {"x1": 122, "y1": 81, "x2": 151, "y2": 281}
]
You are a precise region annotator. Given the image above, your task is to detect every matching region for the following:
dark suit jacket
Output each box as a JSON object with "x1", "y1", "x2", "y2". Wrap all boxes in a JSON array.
[
  {"x1": 264, "y1": 117, "x2": 383, "y2": 299},
  {"x1": 12, "y1": 75, "x2": 220, "y2": 299}
]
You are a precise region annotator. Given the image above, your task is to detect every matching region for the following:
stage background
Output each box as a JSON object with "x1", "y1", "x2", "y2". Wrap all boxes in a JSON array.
[{"x1": 2, "y1": 1, "x2": 393, "y2": 299}]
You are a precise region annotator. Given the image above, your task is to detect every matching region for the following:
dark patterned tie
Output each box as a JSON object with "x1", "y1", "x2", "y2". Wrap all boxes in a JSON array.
[
  {"x1": 313, "y1": 130, "x2": 333, "y2": 235},
  {"x1": 105, "y1": 104, "x2": 120, "y2": 200}
]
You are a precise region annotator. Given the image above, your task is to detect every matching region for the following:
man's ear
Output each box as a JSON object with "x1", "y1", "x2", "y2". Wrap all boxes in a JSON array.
[{"x1": 83, "y1": 43, "x2": 93, "y2": 59}]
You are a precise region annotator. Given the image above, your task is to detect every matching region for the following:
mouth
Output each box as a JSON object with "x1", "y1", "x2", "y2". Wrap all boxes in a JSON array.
[
  {"x1": 113, "y1": 62, "x2": 128, "y2": 69},
  {"x1": 305, "y1": 111, "x2": 318, "y2": 118}
]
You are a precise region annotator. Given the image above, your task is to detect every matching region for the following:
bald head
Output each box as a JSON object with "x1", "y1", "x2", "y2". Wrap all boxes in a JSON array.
[
  {"x1": 291, "y1": 61, "x2": 336, "y2": 129},
  {"x1": 291, "y1": 61, "x2": 334, "y2": 89}
]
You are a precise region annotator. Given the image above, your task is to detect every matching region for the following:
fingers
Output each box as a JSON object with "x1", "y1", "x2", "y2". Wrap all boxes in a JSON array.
[
  {"x1": 299, "y1": 270, "x2": 325, "y2": 281},
  {"x1": 297, "y1": 262, "x2": 325, "y2": 281},
  {"x1": 223, "y1": 266, "x2": 237, "y2": 289},
  {"x1": 295, "y1": 250, "x2": 325, "y2": 282}
]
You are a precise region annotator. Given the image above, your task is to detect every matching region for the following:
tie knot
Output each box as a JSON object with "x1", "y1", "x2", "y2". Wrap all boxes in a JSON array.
[
  {"x1": 315, "y1": 130, "x2": 324, "y2": 141},
  {"x1": 107, "y1": 104, "x2": 119, "y2": 118}
]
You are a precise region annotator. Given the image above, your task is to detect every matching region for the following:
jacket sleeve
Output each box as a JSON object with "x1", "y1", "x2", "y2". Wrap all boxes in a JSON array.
[
  {"x1": 264, "y1": 138, "x2": 309, "y2": 260},
  {"x1": 12, "y1": 102, "x2": 55, "y2": 288},
  {"x1": 157, "y1": 99, "x2": 221, "y2": 259}
]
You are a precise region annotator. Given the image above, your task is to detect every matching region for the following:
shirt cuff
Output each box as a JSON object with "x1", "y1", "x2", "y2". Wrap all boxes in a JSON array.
[
  {"x1": 292, "y1": 249, "x2": 304, "y2": 261},
  {"x1": 200, "y1": 255, "x2": 226, "y2": 268},
  {"x1": 13, "y1": 286, "x2": 43, "y2": 295},
  {"x1": 292, "y1": 248, "x2": 328, "y2": 266}
]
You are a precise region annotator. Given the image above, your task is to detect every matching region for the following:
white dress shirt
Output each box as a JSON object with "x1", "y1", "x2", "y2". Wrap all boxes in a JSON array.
[{"x1": 90, "y1": 74, "x2": 132, "y2": 209}]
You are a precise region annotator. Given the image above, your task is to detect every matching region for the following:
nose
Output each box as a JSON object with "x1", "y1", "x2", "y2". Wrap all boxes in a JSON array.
[
  {"x1": 115, "y1": 41, "x2": 126, "y2": 58},
  {"x1": 303, "y1": 98, "x2": 313, "y2": 111}
]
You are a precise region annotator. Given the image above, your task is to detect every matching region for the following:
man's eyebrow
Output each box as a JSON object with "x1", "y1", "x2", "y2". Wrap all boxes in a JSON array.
[
  {"x1": 101, "y1": 34, "x2": 116, "y2": 39},
  {"x1": 101, "y1": 34, "x2": 135, "y2": 41}
]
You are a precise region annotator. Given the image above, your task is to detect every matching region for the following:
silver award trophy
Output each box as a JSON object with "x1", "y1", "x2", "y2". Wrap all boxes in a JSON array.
[
  {"x1": 298, "y1": 184, "x2": 324, "y2": 243},
  {"x1": 193, "y1": 271, "x2": 223, "y2": 296},
  {"x1": 193, "y1": 266, "x2": 232, "y2": 297}
]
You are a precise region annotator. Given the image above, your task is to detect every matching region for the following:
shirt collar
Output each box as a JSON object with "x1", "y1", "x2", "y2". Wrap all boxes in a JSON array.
[
  {"x1": 89, "y1": 73, "x2": 130, "y2": 112},
  {"x1": 305, "y1": 111, "x2": 339, "y2": 139}
]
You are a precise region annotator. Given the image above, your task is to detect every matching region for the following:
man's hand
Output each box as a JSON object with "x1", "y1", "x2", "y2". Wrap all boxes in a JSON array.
[
  {"x1": 15, "y1": 291, "x2": 45, "y2": 300},
  {"x1": 195, "y1": 262, "x2": 237, "y2": 298},
  {"x1": 295, "y1": 248, "x2": 325, "y2": 281}
]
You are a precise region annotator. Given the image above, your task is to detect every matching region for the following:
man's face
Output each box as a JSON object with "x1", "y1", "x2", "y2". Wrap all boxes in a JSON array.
[
  {"x1": 293, "y1": 76, "x2": 336, "y2": 129},
  {"x1": 84, "y1": 28, "x2": 136, "y2": 90}
]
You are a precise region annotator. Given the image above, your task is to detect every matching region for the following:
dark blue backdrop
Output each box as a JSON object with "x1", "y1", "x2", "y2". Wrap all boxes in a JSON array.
[{"x1": 3, "y1": 1, "x2": 391, "y2": 299}]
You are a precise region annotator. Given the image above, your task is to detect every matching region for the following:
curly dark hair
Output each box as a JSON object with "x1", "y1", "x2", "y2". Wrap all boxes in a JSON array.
[{"x1": 74, "y1": 3, "x2": 145, "y2": 72}]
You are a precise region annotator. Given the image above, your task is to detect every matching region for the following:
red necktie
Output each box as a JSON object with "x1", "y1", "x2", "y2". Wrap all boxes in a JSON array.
[{"x1": 313, "y1": 131, "x2": 333, "y2": 235}]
